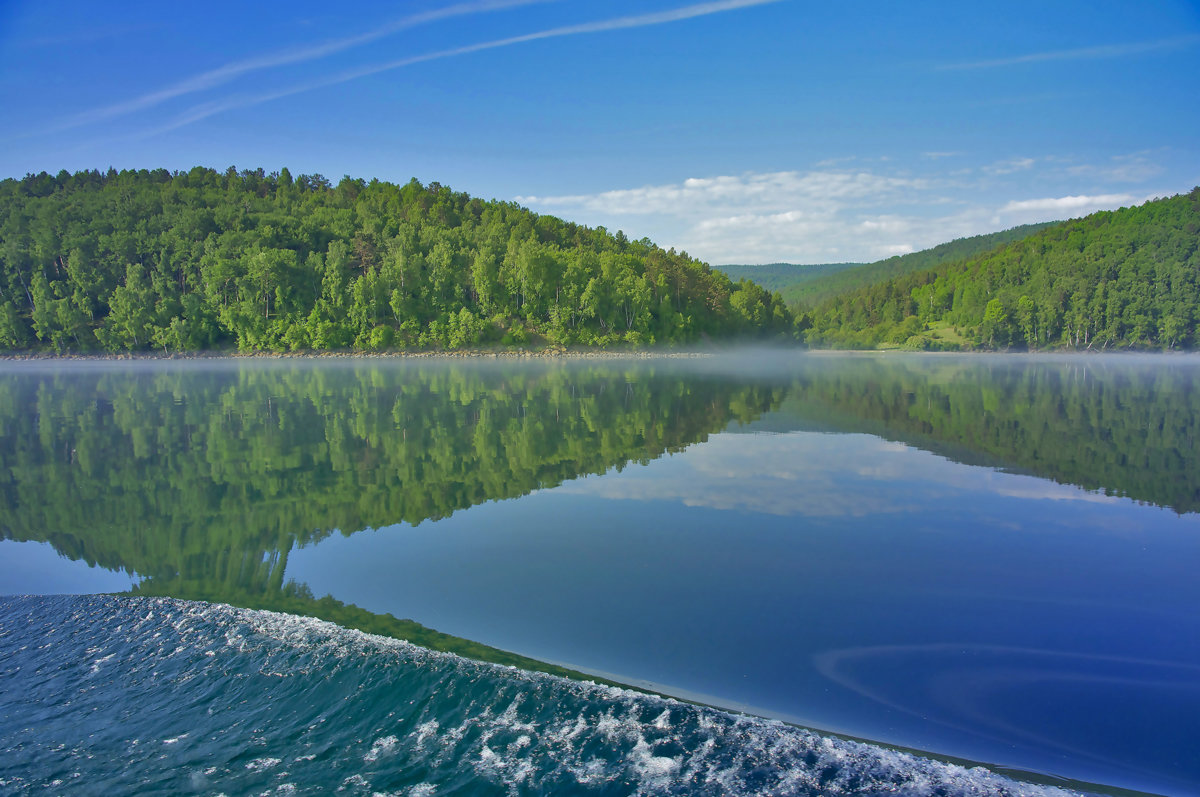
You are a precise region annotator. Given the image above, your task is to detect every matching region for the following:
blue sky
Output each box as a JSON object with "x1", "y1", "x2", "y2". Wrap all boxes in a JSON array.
[{"x1": 2, "y1": 0, "x2": 1198, "y2": 263}]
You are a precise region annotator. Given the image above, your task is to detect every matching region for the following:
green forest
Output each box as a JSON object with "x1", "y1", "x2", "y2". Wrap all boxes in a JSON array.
[
  {"x1": 806, "y1": 189, "x2": 1200, "y2": 350},
  {"x1": 715, "y1": 224, "x2": 1056, "y2": 311},
  {"x1": 0, "y1": 168, "x2": 794, "y2": 353},
  {"x1": 3, "y1": 169, "x2": 1197, "y2": 354},
  {"x1": 782, "y1": 222, "x2": 1058, "y2": 310}
]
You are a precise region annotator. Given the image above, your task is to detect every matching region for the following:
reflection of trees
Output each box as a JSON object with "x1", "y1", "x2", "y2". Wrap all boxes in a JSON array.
[
  {"x1": 778, "y1": 356, "x2": 1200, "y2": 515},
  {"x1": 0, "y1": 360, "x2": 783, "y2": 596},
  {"x1": 4, "y1": 355, "x2": 1194, "y2": 667}
]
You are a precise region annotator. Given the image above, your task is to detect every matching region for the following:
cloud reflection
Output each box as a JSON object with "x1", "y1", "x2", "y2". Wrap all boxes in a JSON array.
[{"x1": 558, "y1": 431, "x2": 1123, "y2": 518}]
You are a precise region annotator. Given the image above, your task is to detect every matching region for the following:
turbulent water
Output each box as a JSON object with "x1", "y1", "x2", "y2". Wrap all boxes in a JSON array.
[{"x1": 0, "y1": 595, "x2": 1085, "y2": 797}]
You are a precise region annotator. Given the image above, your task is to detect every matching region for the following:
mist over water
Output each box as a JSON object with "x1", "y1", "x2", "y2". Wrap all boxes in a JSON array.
[{"x1": 2, "y1": 352, "x2": 1198, "y2": 796}]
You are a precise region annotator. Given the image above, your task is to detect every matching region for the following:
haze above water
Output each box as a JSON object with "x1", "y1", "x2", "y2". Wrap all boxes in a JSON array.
[{"x1": 2, "y1": 352, "x2": 1198, "y2": 796}]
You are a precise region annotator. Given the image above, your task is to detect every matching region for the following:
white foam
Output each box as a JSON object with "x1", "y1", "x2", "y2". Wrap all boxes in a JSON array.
[
  {"x1": 632, "y1": 733, "x2": 681, "y2": 784},
  {"x1": 364, "y1": 735, "x2": 399, "y2": 763},
  {"x1": 245, "y1": 757, "x2": 281, "y2": 772},
  {"x1": 109, "y1": 597, "x2": 1089, "y2": 796},
  {"x1": 413, "y1": 719, "x2": 439, "y2": 749},
  {"x1": 88, "y1": 652, "x2": 114, "y2": 675},
  {"x1": 340, "y1": 774, "x2": 369, "y2": 789}
]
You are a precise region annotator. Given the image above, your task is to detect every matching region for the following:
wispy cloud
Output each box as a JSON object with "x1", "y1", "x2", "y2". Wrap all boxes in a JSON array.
[
  {"x1": 141, "y1": 0, "x2": 786, "y2": 137},
  {"x1": 1066, "y1": 151, "x2": 1166, "y2": 183},
  {"x1": 999, "y1": 193, "x2": 1141, "y2": 214},
  {"x1": 518, "y1": 169, "x2": 943, "y2": 263},
  {"x1": 518, "y1": 170, "x2": 925, "y2": 216},
  {"x1": 983, "y1": 157, "x2": 1035, "y2": 176},
  {"x1": 56, "y1": 0, "x2": 556, "y2": 132},
  {"x1": 940, "y1": 34, "x2": 1200, "y2": 70}
]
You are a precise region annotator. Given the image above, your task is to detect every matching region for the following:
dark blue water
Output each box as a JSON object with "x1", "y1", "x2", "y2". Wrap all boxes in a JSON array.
[{"x1": 0, "y1": 595, "x2": 1085, "y2": 796}]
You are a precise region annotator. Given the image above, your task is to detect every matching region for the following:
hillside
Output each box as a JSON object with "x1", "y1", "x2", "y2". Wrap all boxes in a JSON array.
[
  {"x1": 783, "y1": 222, "x2": 1060, "y2": 309},
  {"x1": 0, "y1": 168, "x2": 794, "y2": 353},
  {"x1": 713, "y1": 262, "x2": 863, "y2": 292},
  {"x1": 807, "y1": 189, "x2": 1200, "y2": 350}
]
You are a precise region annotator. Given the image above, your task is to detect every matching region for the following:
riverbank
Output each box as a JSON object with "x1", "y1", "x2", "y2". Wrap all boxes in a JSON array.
[{"x1": 0, "y1": 345, "x2": 718, "y2": 361}]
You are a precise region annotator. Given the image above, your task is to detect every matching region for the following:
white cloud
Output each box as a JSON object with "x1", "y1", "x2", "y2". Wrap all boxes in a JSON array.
[
  {"x1": 518, "y1": 169, "x2": 945, "y2": 263},
  {"x1": 518, "y1": 170, "x2": 924, "y2": 217},
  {"x1": 999, "y1": 193, "x2": 1138, "y2": 213},
  {"x1": 515, "y1": 153, "x2": 1187, "y2": 264}
]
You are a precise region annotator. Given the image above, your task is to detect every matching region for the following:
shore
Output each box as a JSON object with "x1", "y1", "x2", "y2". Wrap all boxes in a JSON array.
[{"x1": 0, "y1": 345, "x2": 720, "y2": 362}]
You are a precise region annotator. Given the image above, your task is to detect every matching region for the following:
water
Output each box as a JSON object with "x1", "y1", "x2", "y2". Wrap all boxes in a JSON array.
[
  {"x1": 0, "y1": 595, "x2": 1084, "y2": 797},
  {"x1": 1, "y1": 353, "x2": 1198, "y2": 796}
]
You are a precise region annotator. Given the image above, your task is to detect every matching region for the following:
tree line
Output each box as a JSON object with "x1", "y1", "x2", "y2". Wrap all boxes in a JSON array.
[
  {"x1": 804, "y1": 189, "x2": 1200, "y2": 350},
  {"x1": 0, "y1": 167, "x2": 795, "y2": 353}
]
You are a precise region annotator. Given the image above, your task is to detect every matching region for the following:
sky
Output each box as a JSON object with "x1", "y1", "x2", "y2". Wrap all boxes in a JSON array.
[{"x1": 1, "y1": 0, "x2": 1198, "y2": 264}]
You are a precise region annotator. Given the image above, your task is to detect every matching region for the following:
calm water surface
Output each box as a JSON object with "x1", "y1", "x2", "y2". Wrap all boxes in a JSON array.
[{"x1": 1, "y1": 352, "x2": 1197, "y2": 796}]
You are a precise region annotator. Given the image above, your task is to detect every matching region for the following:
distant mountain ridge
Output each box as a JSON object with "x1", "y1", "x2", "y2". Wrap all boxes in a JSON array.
[
  {"x1": 713, "y1": 262, "x2": 863, "y2": 292},
  {"x1": 715, "y1": 223, "x2": 1060, "y2": 309}
]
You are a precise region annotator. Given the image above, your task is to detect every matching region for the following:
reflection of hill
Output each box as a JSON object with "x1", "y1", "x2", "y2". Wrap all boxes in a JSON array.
[
  {"x1": 0, "y1": 359, "x2": 783, "y2": 594},
  {"x1": 754, "y1": 355, "x2": 1200, "y2": 515}
]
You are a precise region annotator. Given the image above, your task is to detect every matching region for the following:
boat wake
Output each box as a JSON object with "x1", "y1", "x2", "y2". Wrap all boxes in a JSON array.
[{"x1": 0, "y1": 595, "x2": 1086, "y2": 796}]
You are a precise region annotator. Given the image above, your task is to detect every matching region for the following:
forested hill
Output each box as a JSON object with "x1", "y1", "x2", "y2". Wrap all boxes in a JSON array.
[
  {"x1": 0, "y1": 168, "x2": 794, "y2": 353},
  {"x1": 713, "y1": 262, "x2": 863, "y2": 292},
  {"x1": 807, "y1": 189, "x2": 1200, "y2": 350},
  {"x1": 783, "y1": 221, "x2": 1059, "y2": 309}
]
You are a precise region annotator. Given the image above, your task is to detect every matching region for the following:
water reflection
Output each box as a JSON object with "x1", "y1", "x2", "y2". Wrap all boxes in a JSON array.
[
  {"x1": 0, "y1": 358, "x2": 782, "y2": 669},
  {"x1": 2, "y1": 353, "x2": 1199, "y2": 793},
  {"x1": 774, "y1": 353, "x2": 1200, "y2": 515},
  {"x1": 2, "y1": 354, "x2": 1198, "y2": 610}
]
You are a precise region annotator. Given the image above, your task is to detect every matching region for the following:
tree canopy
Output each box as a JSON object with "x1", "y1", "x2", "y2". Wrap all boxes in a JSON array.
[
  {"x1": 806, "y1": 189, "x2": 1200, "y2": 350},
  {"x1": 0, "y1": 168, "x2": 794, "y2": 353}
]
